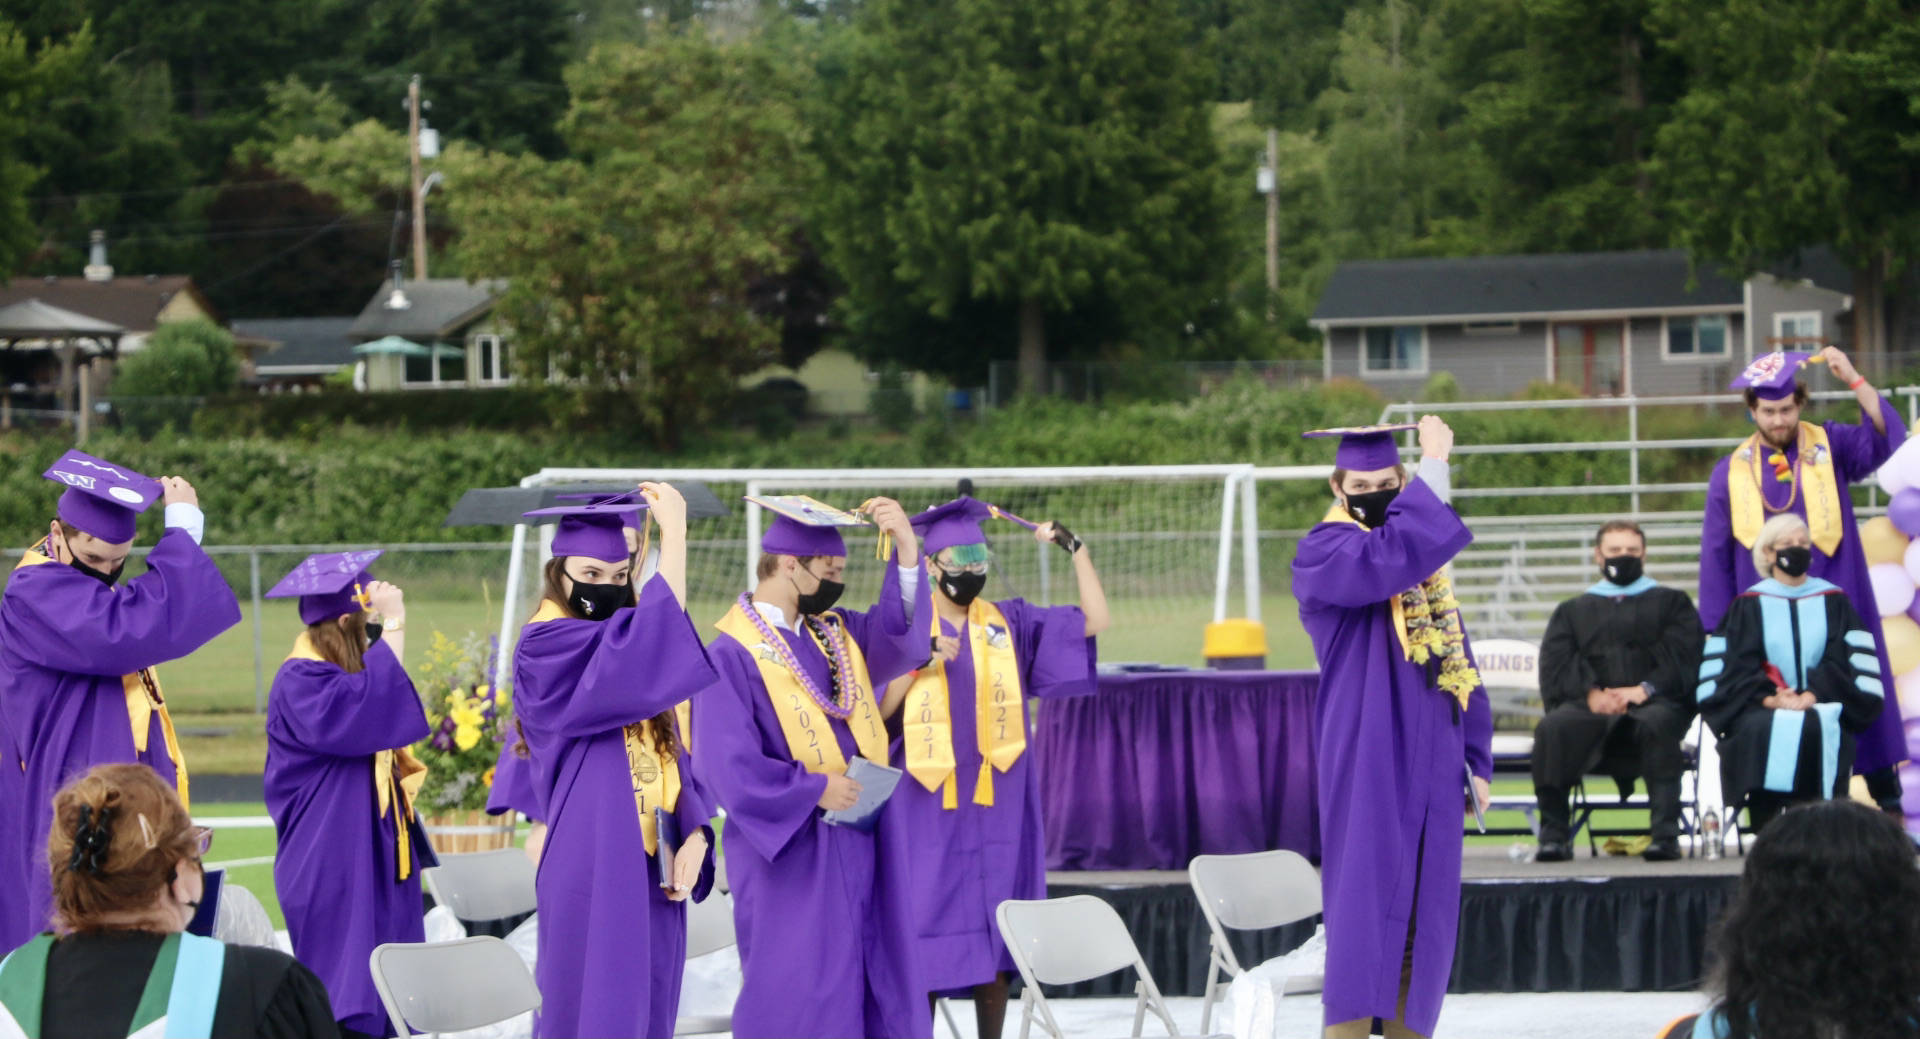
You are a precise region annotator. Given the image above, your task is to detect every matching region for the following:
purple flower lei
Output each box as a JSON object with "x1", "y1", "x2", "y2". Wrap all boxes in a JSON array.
[{"x1": 737, "y1": 592, "x2": 857, "y2": 720}]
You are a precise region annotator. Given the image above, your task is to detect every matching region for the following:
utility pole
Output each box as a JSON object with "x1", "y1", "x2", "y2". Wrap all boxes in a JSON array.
[
  {"x1": 1263, "y1": 128, "x2": 1280, "y2": 323},
  {"x1": 408, "y1": 75, "x2": 427, "y2": 282}
]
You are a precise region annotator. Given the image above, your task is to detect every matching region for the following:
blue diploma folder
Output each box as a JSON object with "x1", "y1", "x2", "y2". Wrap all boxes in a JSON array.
[
  {"x1": 186, "y1": 868, "x2": 224, "y2": 938},
  {"x1": 821, "y1": 757, "x2": 903, "y2": 832}
]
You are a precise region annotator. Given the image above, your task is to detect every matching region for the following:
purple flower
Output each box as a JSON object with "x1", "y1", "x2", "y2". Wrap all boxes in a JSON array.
[{"x1": 431, "y1": 729, "x2": 454, "y2": 751}]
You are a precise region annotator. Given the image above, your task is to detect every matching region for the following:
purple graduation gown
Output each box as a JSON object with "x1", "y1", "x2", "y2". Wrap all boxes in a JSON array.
[
  {"x1": 697, "y1": 564, "x2": 934, "y2": 1039},
  {"x1": 888, "y1": 598, "x2": 1096, "y2": 993},
  {"x1": 264, "y1": 640, "x2": 433, "y2": 1037},
  {"x1": 1700, "y1": 399, "x2": 1908, "y2": 772},
  {"x1": 0, "y1": 528, "x2": 241, "y2": 944},
  {"x1": 485, "y1": 739, "x2": 544, "y2": 823},
  {"x1": 515, "y1": 575, "x2": 718, "y2": 1039},
  {"x1": 1291, "y1": 479, "x2": 1493, "y2": 1037}
]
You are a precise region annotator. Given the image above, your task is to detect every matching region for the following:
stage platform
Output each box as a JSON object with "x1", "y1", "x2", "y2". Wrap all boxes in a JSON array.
[{"x1": 1044, "y1": 847, "x2": 1741, "y2": 997}]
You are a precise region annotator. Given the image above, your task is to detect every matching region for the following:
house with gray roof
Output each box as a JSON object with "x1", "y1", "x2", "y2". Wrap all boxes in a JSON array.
[
  {"x1": 1309, "y1": 249, "x2": 1851, "y2": 398},
  {"x1": 347, "y1": 275, "x2": 510, "y2": 390},
  {"x1": 232, "y1": 317, "x2": 358, "y2": 389}
]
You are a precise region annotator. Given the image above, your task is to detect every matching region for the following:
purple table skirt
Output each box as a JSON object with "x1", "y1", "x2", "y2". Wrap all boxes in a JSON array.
[{"x1": 1037, "y1": 670, "x2": 1320, "y2": 871}]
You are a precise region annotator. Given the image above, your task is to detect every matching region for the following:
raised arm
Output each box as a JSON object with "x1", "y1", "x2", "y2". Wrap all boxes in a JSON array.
[
  {"x1": 639, "y1": 481, "x2": 688, "y2": 606},
  {"x1": 1035, "y1": 522, "x2": 1109, "y2": 638},
  {"x1": 512, "y1": 576, "x2": 716, "y2": 738},
  {"x1": 268, "y1": 643, "x2": 431, "y2": 758},
  {"x1": 1291, "y1": 479, "x2": 1472, "y2": 610},
  {"x1": 1822, "y1": 348, "x2": 1900, "y2": 451}
]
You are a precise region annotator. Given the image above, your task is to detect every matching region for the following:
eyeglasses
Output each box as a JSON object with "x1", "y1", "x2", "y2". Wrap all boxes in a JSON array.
[
  {"x1": 186, "y1": 826, "x2": 213, "y2": 859},
  {"x1": 937, "y1": 560, "x2": 990, "y2": 576}
]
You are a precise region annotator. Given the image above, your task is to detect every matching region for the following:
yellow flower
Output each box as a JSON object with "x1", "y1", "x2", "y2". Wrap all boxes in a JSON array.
[
  {"x1": 454, "y1": 724, "x2": 482, "y2": 752},
  {"x1": 475, "y1": 684, "x2": 491, "y2": 700},
  {"x1": 482, "y1": 767, "x2": 496, "y2": 787},
  {"x1": 450, "y1": 704, "x2": 484, "y2": 729}
]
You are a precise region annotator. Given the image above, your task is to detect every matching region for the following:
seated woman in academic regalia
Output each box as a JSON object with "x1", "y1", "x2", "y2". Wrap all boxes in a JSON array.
[
  {"x1": 1697, "y1": 513, "x2": 1886, "y2": 833},
  {"x1": 0, "y1": 763, "x2": 338, "y2": 1039},
  {"x1": 262, "y1": 552, "x2": 432, "y2": 1039},
  {"x1": 510, "y1": 486, "x2": 719, "y2": 1039}
]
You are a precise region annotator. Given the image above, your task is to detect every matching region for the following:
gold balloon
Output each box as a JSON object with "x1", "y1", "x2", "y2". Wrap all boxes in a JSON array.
[
  {"x1": 1862, "y1": 516, "x2": 1911, "y2": 567},
  {"x1": 1884, "y1": 615, "x2": 1920, "y2": 676}
]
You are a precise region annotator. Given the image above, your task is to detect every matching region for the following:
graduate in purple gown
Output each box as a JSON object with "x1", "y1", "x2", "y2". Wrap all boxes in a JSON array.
[
  {"x1": 0, "y1": 451, "x2": 240, "y2": 946},
  {"x1": 512, "y1": 486, "x2": 719, "y2": 1039},
  {"x1": 1701, "y1": 348, "x2": 1908, "y2": 812},
  {"x1": 698, "y1": 496, "x2": 933, "y2": 1039},
  {"x1": 262, "y1": 550, "x2": 432, "y2": 1039},
  {"x1": 879, "y1": 497, "x2": 1103, "y2": 1038},
  {"x1": 1291, "y1": 419, "x2": 1493, "y2": 1039}
]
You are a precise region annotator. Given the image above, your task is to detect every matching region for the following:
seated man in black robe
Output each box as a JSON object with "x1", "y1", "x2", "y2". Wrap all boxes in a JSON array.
[{"x1": 1533, "y1": 521, "x2": 1704, "y2": 862}]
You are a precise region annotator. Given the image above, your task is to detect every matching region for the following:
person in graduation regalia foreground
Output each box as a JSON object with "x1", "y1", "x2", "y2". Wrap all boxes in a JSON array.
[
  {"x1": 0, "y1": 763, "x2": 338, "y2": 1039},
  {"x1": 698, "y1": 496, "x2": 933, "y2": 1039},
  {"x1": 262, "y1": 551, "x2": 433, "y2": 1039},
  {"x1": 1291, "y1": 416, "x2": 1492, "y2": 1039},
  {"x1": 512, "y1": 486, "x2": 719, "y2": 1039},
  {"x1": 0, "y1": 451, "x2": 241, "y2": 948},
  {"x1": 1531, "y1": 521, "x2": 1703, "y2": 862},
  {"x1": 1697, "y1": 513, "x2": 1886, "y2": 833},
  {"x1": 1700, "y1": 348, "x2": 1906, "y2": 814},
  {"x1": 881, "y1": 496, "x2": 1105, "y2": 1039}
]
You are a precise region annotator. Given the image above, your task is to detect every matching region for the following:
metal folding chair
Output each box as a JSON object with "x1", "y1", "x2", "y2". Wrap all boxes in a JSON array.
[
  {"x1": 997, "y1": 895, "x2": 1221, "y2": 1039},
  {"x1": 1188, "y1": 849, "x2": 1324, "y2": 1034},
  {"x1": 369, "y1": 936, "x2": 541, "y2": 1038},
  {"x1": 674, "y1": 890, "x2": 737, "y2": 1036},
  {"x1": 421, "y1": 847, "x2": 538, "y2": 922}
]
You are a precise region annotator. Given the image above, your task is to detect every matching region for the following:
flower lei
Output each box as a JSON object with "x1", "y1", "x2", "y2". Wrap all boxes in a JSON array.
[
  {"x1": 1399, "y1": 570, "x2": 1480, "y2": 707},
  {"x1": 738, "y1": 592, "x2": 858, "y2": 720}
]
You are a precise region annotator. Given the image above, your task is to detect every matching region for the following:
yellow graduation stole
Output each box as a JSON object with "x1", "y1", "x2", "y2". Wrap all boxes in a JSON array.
[
  {"x1": 1728, "y1": 423, "x2": 1844, "y2": 555},
  {"x1": 527, "y1": 598, "x2": 689, "y2": 853},
  {"x1": 14, "y1": 548, "x2": 191, "y2": 809},
  {"x1": 713, "y1": 603, "x2": 887, "y2": 774},
  {"x1": 286, "y1": 633, "x2": 427, "y2": 880},
  {"x1": 901, "y1": 600, "x2": 1026, "y2": 809},
  {"x1": 1320, "y1": 504, "x2": 1480, "y2": 709}
]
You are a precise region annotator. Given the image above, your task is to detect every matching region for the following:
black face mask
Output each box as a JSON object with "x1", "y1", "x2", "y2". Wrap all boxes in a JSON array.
[
  {"x1": 1773, "y1": 545, "x2": 1814, "y2": 578},
  {"x1": 365, "y1": 622, "x2": 384, "y2": 645},
  {"x1": 939, "y1": 570, "x2": 988, "y2": 607},
  {"x1": 1600, "y1": 554, "x2": 1644, "y2": 586},
  {"x1": 793, "y1": 568, "x2": 845, "y2": 616},
  {"x1": 61, "y1": 538, "x2": 125, "y2": 588},
  {"x1": 569, "y1": 579, "x2": 631, "y2": 621},
  {"x1": 1343, "y1": 487, "x2": 1401, "y2": 529}
]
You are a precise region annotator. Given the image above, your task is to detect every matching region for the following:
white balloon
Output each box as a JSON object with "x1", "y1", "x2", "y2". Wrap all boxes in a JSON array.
[
  {"x1": 1878, "y1": 433, "x2": 1920, "y2": 495},
  {"x1": 1905, "y1": 541, "x2": 1920, "y2": 588},
  {"x1": 1899, "y1": 668, "x2": 1920, "y2": 722},
  {"x1": 1874, "y1": 562, "x2": 1918, "y2": 616}
]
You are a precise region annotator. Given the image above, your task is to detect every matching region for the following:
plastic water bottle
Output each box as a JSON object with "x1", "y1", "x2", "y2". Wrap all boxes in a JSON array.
[
  {"x1": 1508, "y1": 842, "x2": 1536, "y2": 863},
  {"x1": 1702, "y1": 808, "x2": 1722, "y2": 860}
]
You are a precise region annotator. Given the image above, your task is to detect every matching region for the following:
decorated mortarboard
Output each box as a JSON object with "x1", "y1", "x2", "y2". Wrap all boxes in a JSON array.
[
  {"x1": 1300, "y1": 423, "x2": 1419, "y2": 471},
  {"x1": 910, "y1": 496, "x2": 997, "y2": 558},
  {"x1": 266, "y1": 550, "x2": 384, "y2": 625},
  {"x1": 1729, "y1": 349, "x2": 1828, "y2": 401},
  {"x1": 441, "y1": 482, "x2": 729, "y2": 528},
  {"x1": 42, "y1": 450, "x2": 164, "y2": 544},
  {"x1": 555, "y1": 491, "x2": 647, "y2": 532},
  {"x1": 749, "y1": 494, "x2": 871, "y2": 558},
  {"x1": 522, "y1": 502, "x2": 643, "y2": 563}
]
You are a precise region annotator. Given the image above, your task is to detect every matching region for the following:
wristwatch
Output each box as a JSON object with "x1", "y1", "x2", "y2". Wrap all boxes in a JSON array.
[
  {"x1": 381, "y1": 616, "x2": 406, "y2": 634},
  {"x1": 1639, "y1": 681, "x2": 1654, "y2": 700}
]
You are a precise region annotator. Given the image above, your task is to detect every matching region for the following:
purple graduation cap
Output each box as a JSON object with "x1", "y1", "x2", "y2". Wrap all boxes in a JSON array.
[
  {"x1": 749, "y1": 494, "x2": 869, "y2": 558},
  {"x1": 910, "y1": 497, "x2": 994, "y2": 556},
  {"x1": 42, "y1": 450, "x2": 164, "y2": 544},
  {"x1": 1730, "y1": 349, "x2": 1824, "y2": 400},
  {"x1": 554, "y1": 491, "x2": 645, "y2": 532},
  {"x1": 266, "y1": 550, "x2": 384, "y2": 625},
  {"x1": 523, "y1": 502, "x2": 641, "y2": 563},
  {"x1": 1301, "y1": 423, "x2": 1419, "y2": 470}
]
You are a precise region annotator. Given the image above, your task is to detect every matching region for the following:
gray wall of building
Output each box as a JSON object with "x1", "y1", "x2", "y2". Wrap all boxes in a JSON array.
[
  {"x1": 1326, "y1": 322, "x2": 1550, "y2": 397},
  {"x1": 1747, "y1": 275, "x2": 1849, "y2": 355}
]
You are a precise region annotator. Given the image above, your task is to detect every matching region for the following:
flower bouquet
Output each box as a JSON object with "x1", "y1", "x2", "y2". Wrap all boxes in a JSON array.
[{"x1": 410, "y1": 630, "x2": 517, "y2": 853}]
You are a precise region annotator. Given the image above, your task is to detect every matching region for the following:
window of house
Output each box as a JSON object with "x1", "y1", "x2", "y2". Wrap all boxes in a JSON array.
[
  {"x1": 1363, "y1": 325, "x2": 1426, "y2": 375},
  {"x1": 1774, "y1": 312, "x2": 1822, "y2": 344},
  {"x1": 403, "y1": 353, "x2": 435, "y2": 385},
  {"x1": 438, "y1": 348, "x2": 466, "y2": 385},
  {"x1": 1665, "y1": 315, "x2": 1730, "y2": 358},
  {"x1": 475, "y1": 335, "x2": 512, "y2": 385}
]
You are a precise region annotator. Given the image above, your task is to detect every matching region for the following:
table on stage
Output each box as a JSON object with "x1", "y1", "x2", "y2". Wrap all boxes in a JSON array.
[{"x1": 1036, "y1": 669, "x2": 1319, "y2": 871}]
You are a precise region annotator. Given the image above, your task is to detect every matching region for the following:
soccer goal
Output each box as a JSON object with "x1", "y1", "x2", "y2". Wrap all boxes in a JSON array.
[{"x1": 489, "y1": 464, "x2": 1273, "y2": 686}]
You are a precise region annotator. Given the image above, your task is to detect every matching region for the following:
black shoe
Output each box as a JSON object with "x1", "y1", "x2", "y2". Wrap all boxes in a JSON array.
[
  {"x1": 1642, "y1": 838, "x2": 1682, "y2": 862},
  {"x1": 1536, "y1": 841, "x2": 1573, "y2": 862}
]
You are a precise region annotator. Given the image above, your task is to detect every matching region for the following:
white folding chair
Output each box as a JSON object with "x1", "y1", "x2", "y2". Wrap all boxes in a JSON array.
[
  {"x1": 997, "y1": 895, "x2": 1214, "y2": 1039},
  {"x1": 369, "y1": 936, "x2": 541, "y2": 1038},
  {"x1": 674, "y1": 891, "x2": 736, "y2": 1036},
  {"x1": 1188, "y1": 849, "x2": 1324, "y2": 1033},
  {"x1": 422, "y1": 848, "x2": 539, "y2": 922}
]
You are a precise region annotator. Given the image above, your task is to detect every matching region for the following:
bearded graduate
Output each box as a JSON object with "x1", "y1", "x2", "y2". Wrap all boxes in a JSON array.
[
  {"x1": 1701, "y1": 349, "x2": 1907, "y2": 813},
  {"x1": 1290, "y1": 418, "x2": 1492, "y2": 1039},
  {"x1": 697, "y1": 496, "x2": 932, "y2": 1039},
  {"x1": 259, "y1": 551, "x2": 428, "y2": 1039},
  {"x1": 877, "y1": 497, "x2": 1104, "y2": 1039},
  {"x1": 511, "y1": 486, "x2": 718, "y2": 1039},
  {"x1": 0, "y1": 450, "x2": 241, "y2": 946},
  {"x1": 1697, "y1": 514, "x2": 1886, "y2": 832}
]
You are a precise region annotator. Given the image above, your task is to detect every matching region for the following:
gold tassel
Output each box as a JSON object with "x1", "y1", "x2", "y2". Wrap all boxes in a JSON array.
[
  {"x1": 974, "y1": 759, "x2": 995, "y2": 807},
  {"x1": 942, "y1": 770, "x2": 958, "y2": 810}
]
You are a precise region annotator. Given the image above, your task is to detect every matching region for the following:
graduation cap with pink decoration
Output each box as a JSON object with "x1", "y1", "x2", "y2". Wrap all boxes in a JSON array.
[
  {"x1": 267, "y1": 550, "x2": 384, "y2": 624},
  {"x1": 1729, "y1": 349, "x2": 1829, "y2": 401},
  {"x1": 1300, "y1": 423, "x2": 1418, "y2": 470},
  {"x1": 42, "y1": 450, "x2": 164, "y2": 544}
]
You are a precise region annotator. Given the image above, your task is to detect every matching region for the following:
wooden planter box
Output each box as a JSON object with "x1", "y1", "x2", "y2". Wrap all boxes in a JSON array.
[{"x1": 422, "y1": 809, "x2": 516, "y2": 855}]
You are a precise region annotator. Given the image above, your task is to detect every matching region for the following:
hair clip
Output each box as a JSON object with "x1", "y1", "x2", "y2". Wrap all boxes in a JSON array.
[
  {"x1": 68, "y1": 804, "x2": 112, "y2": 875},
  {"x1": 137, "y1": 813, "x2": 157, "y2": 850}
]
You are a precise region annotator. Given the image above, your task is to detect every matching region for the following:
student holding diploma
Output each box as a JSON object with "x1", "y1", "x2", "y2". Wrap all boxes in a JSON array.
[
  {"x1": 880, "y1": 497, "x2": 1104, "y2": 1039},
  {"x1": 511, "y1": 486, "x2": 718, "y2": 1039},
  {"x1": 698, "y1": 495, "x2": 932, "y2": 1039}
]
